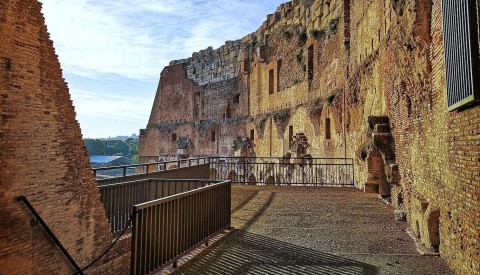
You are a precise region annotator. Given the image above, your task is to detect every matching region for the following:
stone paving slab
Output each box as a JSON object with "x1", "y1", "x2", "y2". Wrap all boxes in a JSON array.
[{"x1": 173, "y1": 186, "x2": 453, "y2": 275}]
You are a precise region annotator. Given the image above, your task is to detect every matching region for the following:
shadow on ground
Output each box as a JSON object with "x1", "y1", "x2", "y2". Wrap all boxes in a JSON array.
[
  {"x1": 173, "y1": 229, "x2": 378, "y2": 275},
  {"x1": 175, "y1": 189, "x2": 376, "y2": 274}
]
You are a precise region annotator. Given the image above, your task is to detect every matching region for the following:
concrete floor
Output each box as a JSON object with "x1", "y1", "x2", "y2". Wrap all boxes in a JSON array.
[{"x1": 173, "y1": 186, "x2": 453, "y2": 275}]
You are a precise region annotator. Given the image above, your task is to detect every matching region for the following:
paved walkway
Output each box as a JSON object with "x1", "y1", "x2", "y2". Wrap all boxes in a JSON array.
[{"x1": 174, "y1": 186, "x2": 453, "y2": 275}]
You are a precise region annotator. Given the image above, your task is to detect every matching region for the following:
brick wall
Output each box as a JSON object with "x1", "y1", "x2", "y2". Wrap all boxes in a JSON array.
[
  {"x1": 0, "y1": 1, "x2": 129, "y2": 273},
  {"x1": 139, "y1": 0, "x2": 479, "y2": 273},
  {"x1": 139, "y1": 39, "x2": 249, "y2": 158}
]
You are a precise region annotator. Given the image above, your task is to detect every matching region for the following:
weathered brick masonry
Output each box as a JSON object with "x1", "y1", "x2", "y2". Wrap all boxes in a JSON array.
[
  {"x1": 0, "y1": 1, "x2": 130, "y2": 273},
  {"x1": 140, "y1": 0, "x2": 479, "y2": 273}
]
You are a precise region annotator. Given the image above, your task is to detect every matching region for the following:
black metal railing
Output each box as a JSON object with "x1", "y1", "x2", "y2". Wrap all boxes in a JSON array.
[
  {"x1": 93, "y1": 157, "x2": 211, "y2": 179},
  {"x1": 130, "y1": 180, "x2": 231, "y2": 275},
  {"x1": 98, "y1": 179, "x2": 218, "y2": 233},
  {"x1": 17, "y1": 196, "x2": 84, "y2": 274},
  {"x1": 209, "y1": 157, "x2": 355, "y2": 186}
]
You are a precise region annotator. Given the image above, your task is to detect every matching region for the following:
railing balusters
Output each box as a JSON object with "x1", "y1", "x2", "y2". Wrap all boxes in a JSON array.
[
  {"x1": 207, "y1": 157, "x2": 354, "y2": 187},
  {"x1": 99, "y1": 179, "x2": 226, "y2": 234}
]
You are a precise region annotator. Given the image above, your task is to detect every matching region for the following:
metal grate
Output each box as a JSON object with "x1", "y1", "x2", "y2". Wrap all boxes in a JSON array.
[{"x1": 442, "y1": 0, "x2": 480, "y2": 111}]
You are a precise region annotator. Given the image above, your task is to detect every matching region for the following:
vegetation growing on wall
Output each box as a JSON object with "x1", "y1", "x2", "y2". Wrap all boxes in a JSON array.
[
  {"x1": 298, "y1": 30, "x2": 308, "y2": 46},
  {"x1": 283, "y1": 31, "x2": 292, "y2": 42},
  {"x1": 310, "y1": 29, "x2": 324, "y2": 39},
  {"x1": 296, "y1": 48, "x2": 304, "y2": 64},
  {"x1": 328, "y1": 17, "x2": 340, "y2": 37}
]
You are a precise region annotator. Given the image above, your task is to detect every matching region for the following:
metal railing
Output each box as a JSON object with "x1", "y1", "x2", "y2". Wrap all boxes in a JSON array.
[
  {"x1": 131, "y1": 180, "x2": 231, "y2": 275},
  {"x1": 93, "y1": 157, "x2": 211, "y2": 179},
  {"x1": 18, "y1": 196, "x2": 84, "y2": 274},
  {"x1": 98, "y1": 179, "x2": 216, "y2": 233},
  {"x1": 209, "y1": 157, "x2": 354, "y2": 186}
]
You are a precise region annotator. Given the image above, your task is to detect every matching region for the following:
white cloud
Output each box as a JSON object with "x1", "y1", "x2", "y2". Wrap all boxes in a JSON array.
[
  {"x1": 38, "y1": 0, "x2": 285, "y2": 137},
  {"x1": 40, "y1": 0, "x2": 284, "y2": 80}
]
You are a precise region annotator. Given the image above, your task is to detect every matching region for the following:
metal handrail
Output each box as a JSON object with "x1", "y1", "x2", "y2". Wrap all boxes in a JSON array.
[
  {"x1": 92, "y1": 157, "x2": 211, "y2": 177},
  {"x1": 209, "y1": 156, "x2": 355, "y2": 161},
  {"x1": 130, "y1": 180, "x2": 231, "y2": 275},
  {"x1": 209, "y1": 157, "x2": 355, "y2": 186},
  {"x1": 133, "y1": 180, "x2": 228, "y2": 209},
  {"x1": 99, "y1": 178, "x2": 223, "y2": 233},
  {"x1": 17, "y1": 196, "x2": 83, "y2": 274}
]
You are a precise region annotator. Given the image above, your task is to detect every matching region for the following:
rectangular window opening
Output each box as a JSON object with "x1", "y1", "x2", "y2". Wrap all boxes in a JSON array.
[
  {"x1": 277, "y1": 59, "x2": 282, "y2": 93},
  {"x1": 288, "y1": 125, "x2": 294, "y2": 149},
  {"x1": 269, "y1": 69, "x2": 275, "y2": 94},
  {"x1": 233, "y1": 94, "x2": 240, "y2": 103},
  {"x1": 325, "y1": 118, "x2": 331, "y2": 140},
  {"x1": 250, "y1": 129, "x2": 255, "y2": 140},
  {"x1": 172, "y1": 133, "x2": 177, "y2": 142},
  {"x1": 211, "y1": 131, "x2": 216, "y2": 142}
]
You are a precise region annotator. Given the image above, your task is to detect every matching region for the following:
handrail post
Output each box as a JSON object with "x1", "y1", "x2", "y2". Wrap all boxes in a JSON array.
[
  {"x1": 352, "y1": 158, "x2": 355, "y2": 187},
  {"x1": 123, "y1": 167, "x2": 127, "y2": 177}
]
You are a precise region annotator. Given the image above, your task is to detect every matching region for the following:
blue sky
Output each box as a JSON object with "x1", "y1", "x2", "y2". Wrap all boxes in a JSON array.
[{"x1": 38, "y1": 0, "x2": 285, "y2": 138}]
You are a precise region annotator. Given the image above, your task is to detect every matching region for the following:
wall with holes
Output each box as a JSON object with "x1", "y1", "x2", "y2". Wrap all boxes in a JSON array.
[
  {"x1": 139, "y1": 1, "x2": 480, "y2": 273},
  {"x1": 0, "y1": 1, "x2": 130, "y2": 273}
]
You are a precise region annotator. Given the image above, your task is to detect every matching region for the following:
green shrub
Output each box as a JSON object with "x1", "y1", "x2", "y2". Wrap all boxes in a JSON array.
[{"x1": 283, "y1": 31, "x2": 292, "y2": 42}]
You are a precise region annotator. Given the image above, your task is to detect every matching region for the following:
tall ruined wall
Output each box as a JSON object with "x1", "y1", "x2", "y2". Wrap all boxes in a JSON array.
[
  {"x1": 139, "y1": 1, "x2": 479, "y2": 273},
  {"x1": 139, "y1": 36, "x2": 248, "y2": 160},
  {"x1": 247, "y1": 0, "x2": 351, "y2": 158},
  {"x1": 0, "y1": 1, "x2": 129, "y2": 273}
]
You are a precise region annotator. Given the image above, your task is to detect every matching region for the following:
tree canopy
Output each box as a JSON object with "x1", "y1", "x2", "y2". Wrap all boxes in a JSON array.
[{"x1": 84, "y1": 138, "x2": 138, "y2": 162}]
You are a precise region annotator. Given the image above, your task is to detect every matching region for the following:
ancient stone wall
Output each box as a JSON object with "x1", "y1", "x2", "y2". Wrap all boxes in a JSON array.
[
  {"x1": 376, "y1": 0, "x2": 479, "y2": 273},
  {"x1": 139, "y1": 0, "x2": 479, "y2": 273},
  {"x1": 139, "y1": 33, "x2": 248, "y2": 159},
  {"x1": 0, "y1": 1, "x2": 129, "y2": 273}
]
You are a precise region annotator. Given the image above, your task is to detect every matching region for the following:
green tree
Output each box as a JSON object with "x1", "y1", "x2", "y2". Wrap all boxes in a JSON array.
[
  {"x1": 131, "y1": 154, "x2": 139, "y2": 163},
  {"x1": 113, "y1": 140, "x2": 130, "y2": 156},
  {"x1": 125, "y1": 138, "x2": 139, "y2": 160},
  {"x1": 84, "y1": 139, "x2": 105, "y2": 155}
]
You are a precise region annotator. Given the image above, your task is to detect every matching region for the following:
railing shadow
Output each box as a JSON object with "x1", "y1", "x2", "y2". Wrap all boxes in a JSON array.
[
  {"x1": 174, "y1": 189, "x2": 377, "y2": 274},
  {"x1": 174, "y1": 229, "x2": 378, "y2": 275}
]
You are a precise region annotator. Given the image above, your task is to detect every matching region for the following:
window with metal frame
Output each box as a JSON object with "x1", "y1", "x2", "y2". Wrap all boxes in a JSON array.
[{"x1": 442, "y1": 0, "x2": 480, "y2": 111}]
